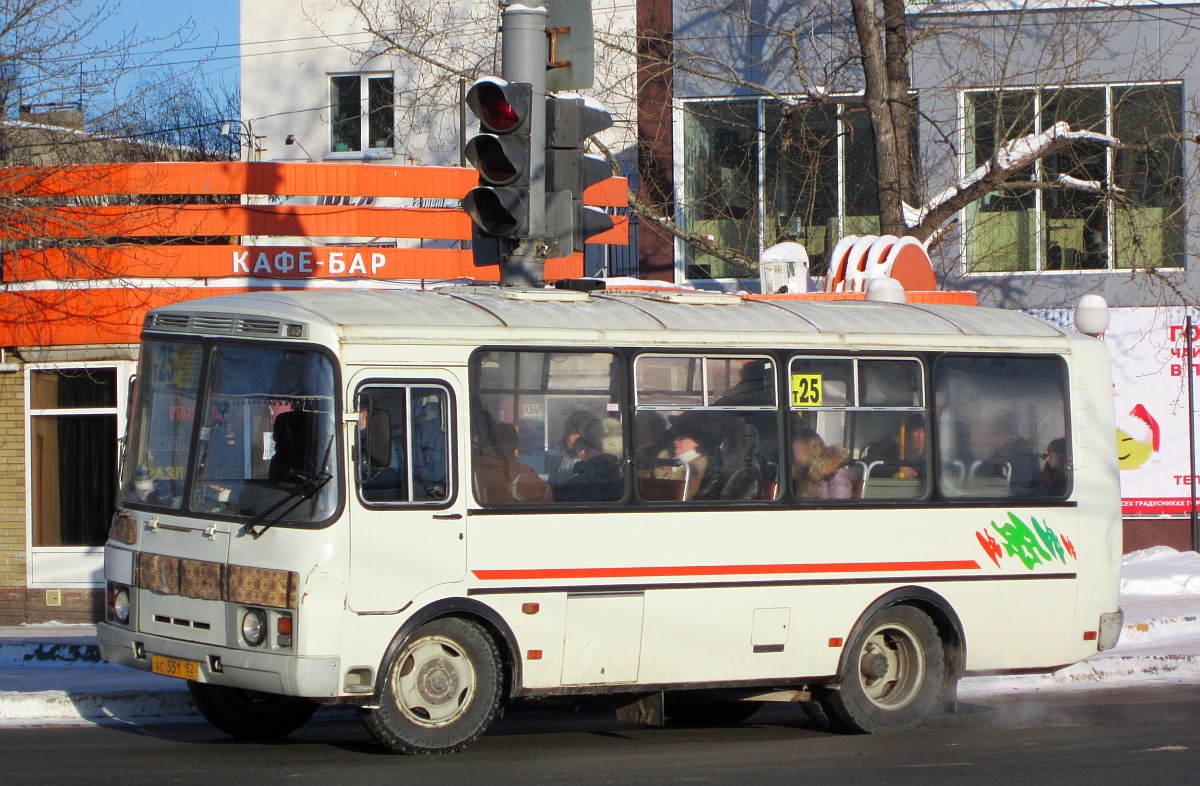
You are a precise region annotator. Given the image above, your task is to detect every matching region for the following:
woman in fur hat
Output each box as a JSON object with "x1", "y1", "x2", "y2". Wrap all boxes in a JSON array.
[{"x1": 791, "y1": 428, "x2": 851, "y2": 499}]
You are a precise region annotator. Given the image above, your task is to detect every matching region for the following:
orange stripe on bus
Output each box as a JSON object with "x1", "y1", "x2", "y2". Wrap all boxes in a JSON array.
[{"x1": 471, "y1": 560, "x2": 983, "y2": 581}]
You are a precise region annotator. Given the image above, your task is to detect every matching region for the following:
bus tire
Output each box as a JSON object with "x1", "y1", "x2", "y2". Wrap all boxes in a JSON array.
[
  {"x1": 664, "y1": 691, "x2": 764, "y2": 725},
  {"x1": 826, "y1": 605, "x2": 944, "y2": 734},
  {"x1": 187, "y1": 682, "x2": 318, "y2": 740},
  {"x1": 361, "y1": 617, "x2": 503, "y2": 754}
]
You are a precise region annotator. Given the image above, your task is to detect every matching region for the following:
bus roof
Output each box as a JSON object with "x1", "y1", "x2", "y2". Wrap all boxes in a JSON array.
[{"x1": 144, "y1": 286, "x2": 1079, "y2": 348}]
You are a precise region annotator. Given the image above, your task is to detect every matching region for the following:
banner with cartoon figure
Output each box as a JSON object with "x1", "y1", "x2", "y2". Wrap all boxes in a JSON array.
[{"x1": 1103, "y1": 306, "x2": 1197, "y2": 515}]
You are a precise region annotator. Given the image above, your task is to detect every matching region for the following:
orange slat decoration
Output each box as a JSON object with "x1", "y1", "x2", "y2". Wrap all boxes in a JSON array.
[
  {"x1": 0, "y1": 261, "x2": 588, "y2": 347},
  {"x1": 0, "y1": 162, "x2": 629, "y2": 206},
  {"x1": 3, "y1": 245, "x2": 589, "y2": 283},
  {"x1": 2, "y1": 205, "x2": 474, "y2": 241}
]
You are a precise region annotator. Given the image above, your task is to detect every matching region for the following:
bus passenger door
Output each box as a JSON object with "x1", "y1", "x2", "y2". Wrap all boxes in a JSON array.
[{"x1": 347, "y1": 374, "x2": 466, "y2": 613}]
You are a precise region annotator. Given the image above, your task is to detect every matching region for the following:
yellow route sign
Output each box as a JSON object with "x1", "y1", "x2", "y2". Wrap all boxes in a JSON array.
[{"x1": 790, "y1": 373, "x2": 823, "y2": 407}]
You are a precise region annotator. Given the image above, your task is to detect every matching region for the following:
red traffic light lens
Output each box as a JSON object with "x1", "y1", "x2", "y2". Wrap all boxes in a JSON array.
[{"x1": 478, "y1": 86, "x2": 520, "y2": 132}]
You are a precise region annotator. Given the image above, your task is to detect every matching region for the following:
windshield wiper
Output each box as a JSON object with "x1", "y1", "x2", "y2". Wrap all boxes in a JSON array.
[
  {"x1": 241, "y1": 470, "x2": 332, "y2": 539},
  {"x1": 242, "y1": 433, "x2": 336, "y2": 539}
]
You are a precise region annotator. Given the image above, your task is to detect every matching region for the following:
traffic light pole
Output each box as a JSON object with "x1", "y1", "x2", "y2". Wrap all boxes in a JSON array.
[{"x1": 500, "y1": 2, "x2": 548, "y2": 287}]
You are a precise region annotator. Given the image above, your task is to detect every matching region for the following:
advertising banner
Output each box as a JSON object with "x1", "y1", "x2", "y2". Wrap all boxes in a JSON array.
[{"x1": 1103, "y1": 306, "x2": 1198, "y2": 515}]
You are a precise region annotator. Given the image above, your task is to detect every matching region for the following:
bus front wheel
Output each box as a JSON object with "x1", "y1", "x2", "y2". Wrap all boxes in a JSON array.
[
  {"x1": 187, "y1": 682, "x2": 318, "y2": 740},
  {"x1": 825, "y1": 605, "x2": 944, "y2": 734},
  {"x1": 361, "y1": 617, "x2": 504, "y2": 754}
]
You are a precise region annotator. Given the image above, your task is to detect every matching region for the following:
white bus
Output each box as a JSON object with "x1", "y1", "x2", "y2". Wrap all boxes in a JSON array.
[{"x1": 99, "y1": 285, "x2": 1123, "y2": 753}]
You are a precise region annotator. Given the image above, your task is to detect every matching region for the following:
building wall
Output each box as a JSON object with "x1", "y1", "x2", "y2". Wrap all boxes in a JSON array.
[
  {"x1": 909, "y1": 5, "x2": 1200, "y2": 311},
  {"x1": 0, "y1": 369, "x2": 27, "y2": 623},
  {"x1": 240, "y1": 0, "x2": 637, "y2": 167}
]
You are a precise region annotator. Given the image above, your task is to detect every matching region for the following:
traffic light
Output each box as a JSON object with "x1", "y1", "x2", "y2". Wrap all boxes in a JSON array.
[
  {"x1": 463, "y1": 78, "x2": 534, "y2": 241},
  {"x1": 544, "y1": 94, "x2": 614, "y2": 257}
]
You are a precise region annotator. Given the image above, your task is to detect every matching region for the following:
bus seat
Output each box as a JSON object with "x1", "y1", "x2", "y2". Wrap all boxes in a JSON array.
[
  {"x1": 848, "y1": 460, "x2": 868, "y2": 498},
  {"x1": 638, "y1": 475, "x2": 686, "y2": 501},
  {"x1": 861, "y1": 477, "x2": 923, "y2": 500}
]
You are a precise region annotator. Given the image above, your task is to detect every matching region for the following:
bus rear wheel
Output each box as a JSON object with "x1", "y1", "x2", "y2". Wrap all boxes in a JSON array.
[
  {"x1": 361, "y1": 618, "x2": 503, "y2": 754},
  {"x1": 187, "y1": 682, "x2": 318, "y2": 740},
  {"x1": 825, "y1": 605, "x2": 944, "y2": 734}
]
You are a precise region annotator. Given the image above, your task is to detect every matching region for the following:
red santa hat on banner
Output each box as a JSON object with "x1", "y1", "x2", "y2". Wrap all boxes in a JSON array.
[{"x1": 1122, "y1": 403, "x2": 1161, "y2": 462}]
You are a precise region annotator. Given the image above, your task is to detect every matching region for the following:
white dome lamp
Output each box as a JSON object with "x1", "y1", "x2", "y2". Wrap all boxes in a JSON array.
[
  {"x1": 1074, "y1": 294, "x2": 1110, "y2": 337},
  {"x1": 760, "y1": 242, "x2": 811, "y2": 294},
  {"x1": 865, "y1": 277, "x2": 906, "y2": 304}
]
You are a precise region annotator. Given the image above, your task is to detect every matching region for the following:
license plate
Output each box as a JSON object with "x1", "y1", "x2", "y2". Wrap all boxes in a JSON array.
[{"x1": 151, "y1": 654, "x2": 200, "y2": 681}]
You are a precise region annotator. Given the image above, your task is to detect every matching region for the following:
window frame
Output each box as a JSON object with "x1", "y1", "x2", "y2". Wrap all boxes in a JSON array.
[
  {"x1": 469, "y1": 348, "x2": 628, "y2": 508},
  {"x1": 25, "y1": 360, "x2": 134, "y2": 589},
  {"x1": 352, "y1": 381, "x2": 456, "y2": 508},
  {"x1": 328, "y1": 72, "x2": 396, "y2": 159},
  {"x1": 932, "y1": 353, "x2": 1072, "y2": 501},
  {"x1": 786, "y1": 354, "x2": 929, "y2": 502},
  {"x1": 677, "y1": 94, "x2": 913, "y2": 284},
  {"x1": 960, "y1": 81, "x2": 1184, "y2": 275}
]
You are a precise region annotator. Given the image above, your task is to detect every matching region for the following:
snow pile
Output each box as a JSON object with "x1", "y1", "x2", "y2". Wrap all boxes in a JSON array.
[{"x1": 1121, "y1": 546, "x2": 1200, "y2": 597}]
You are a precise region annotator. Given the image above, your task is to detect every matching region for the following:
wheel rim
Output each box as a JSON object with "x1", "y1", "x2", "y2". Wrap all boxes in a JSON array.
[
  {"x1": 391, "y1": 634, "x2": 477, "y2": 727},
  {"x1": 855, "y1": 621, "x2": 925, "y2": 710}
]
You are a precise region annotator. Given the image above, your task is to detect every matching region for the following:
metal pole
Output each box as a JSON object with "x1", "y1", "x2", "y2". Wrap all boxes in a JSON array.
[
  {"x1": 500, "y1": 1, "x2": 548, "y2": 287},
  {"x1": 459, "y1": 77, "x2": 467, "y2": 168},
  {"x1": 1189, "y1": 313, "x2": 1199, "y2": 552}
]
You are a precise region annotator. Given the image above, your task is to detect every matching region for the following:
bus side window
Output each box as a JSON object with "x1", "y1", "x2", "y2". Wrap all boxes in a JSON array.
[
  {"x1": 788, "y1": 356, "x2": 927, "y2": 503},
  {"x1": 355, "y1": 385, "x2": 452, "y2": 505},
  {"x1": 634, "y1": 354, "x2": 780, "y2": 504},
  {"x1": 471, "y1": 350, "x2": 626, "y2": 506},
  {"x1": 934, "y1": 356, "x2": 1069, "y2": 500}
]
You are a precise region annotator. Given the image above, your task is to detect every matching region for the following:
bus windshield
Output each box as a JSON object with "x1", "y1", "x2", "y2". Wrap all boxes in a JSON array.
[{"x1": 120, "y1": 338, "x2": 339, "y2": 526}]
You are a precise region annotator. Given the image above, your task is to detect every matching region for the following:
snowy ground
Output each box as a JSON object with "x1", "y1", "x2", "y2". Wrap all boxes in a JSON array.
[{"x1": 1, "y1": 547, "x2": 1199, "y2": 725}]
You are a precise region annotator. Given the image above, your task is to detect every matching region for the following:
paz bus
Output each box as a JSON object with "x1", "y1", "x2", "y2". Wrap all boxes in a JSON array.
[{"x1": 98, "y1": 285, "x2": 1123, "y2": 753}]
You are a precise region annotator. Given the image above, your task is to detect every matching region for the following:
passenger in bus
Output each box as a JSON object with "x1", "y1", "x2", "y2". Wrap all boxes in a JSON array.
[
  {"x1": 1041, "y1": 438, "x2": 1067, "y2": 496},
  {"x1": 655, "y1": 418, "x2": 711, "y2": 500},
  {"x1": 714, "y1": 358, "x2": 773, "y2": 406},
  {"x1": 791, "y1": 428, "x2": 851, "y2": 499},
  {"x1": 554, "y1": 418, "x2": 624, "y2": 502},
  {"x1": 412, "y1": 399, "x2": 448, "y2": 500},
  {"x1": 635, "y1": 411, "x2": 669, "y2": 466},
  {"x1": 894, "y1": 419, "x2": 927, "y2": 479},
  {"x1": 986, "y1": 418, "x2": 1042, "y2": 496},
  {"x1": 549, "y1": 410, "x2": 599, "y2": 486},
  {"x1": 474, "y1": 423, "x2": 552, "y2": 504},
  {"x1": 696, "y1": 417, "x2": 765, "y2": 501}
]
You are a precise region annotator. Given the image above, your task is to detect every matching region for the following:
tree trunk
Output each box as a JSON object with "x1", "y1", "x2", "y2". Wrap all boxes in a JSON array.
[{"x1": 851, "y1": 0, "x2": 910, "y2": 237}]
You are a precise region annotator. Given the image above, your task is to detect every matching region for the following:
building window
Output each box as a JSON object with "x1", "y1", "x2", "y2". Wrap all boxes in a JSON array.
[
  {"x1": 28, "y1": 367, "x2": 121, "y2": 548},
  {"x1": 963, "y1": 83, "x2": 1184, "y2": 273},
  {"x1": 681, "y1": 97, "x2": 904, "y2": 281},
  {"x1": 330, "y1": 74, "x2": 395, "y2": 154}
]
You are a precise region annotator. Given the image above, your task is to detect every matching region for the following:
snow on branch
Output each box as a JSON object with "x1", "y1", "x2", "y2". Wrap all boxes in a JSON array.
[{"x1": 904, "y1": 121, "x2": 1118, "y2": 230}]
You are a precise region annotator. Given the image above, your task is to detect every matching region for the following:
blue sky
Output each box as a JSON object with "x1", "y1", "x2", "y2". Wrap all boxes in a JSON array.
[{"x1": 89, "y1": 0, "x2": 240, "y2": 86}]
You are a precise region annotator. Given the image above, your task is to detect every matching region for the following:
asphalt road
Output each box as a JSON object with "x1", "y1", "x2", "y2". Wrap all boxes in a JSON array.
[{"x1": 3, "y1": 685, "x2": 1199, "y2": 785}]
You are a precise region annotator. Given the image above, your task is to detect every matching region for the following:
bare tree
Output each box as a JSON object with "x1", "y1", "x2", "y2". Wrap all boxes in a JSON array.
[
  {"x1": 1, "y1": 0, "x2": 242, "y2": 324},
  {"x1": 307, "y1": 1, "x2": 1193, "y2": 288}
]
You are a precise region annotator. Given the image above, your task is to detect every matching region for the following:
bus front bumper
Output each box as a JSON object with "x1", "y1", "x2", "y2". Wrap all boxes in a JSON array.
[{"x1": 97, "y1": 622, "x2": 342, "y2": 698}]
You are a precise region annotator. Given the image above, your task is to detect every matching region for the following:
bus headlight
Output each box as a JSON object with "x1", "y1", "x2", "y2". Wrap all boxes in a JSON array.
[
  {"x1": 241, "y1": 609, "x2": 267, "y2": 647},
  {"x1": 109, "y1": 586, "x2": 131, "y2": 624}
]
